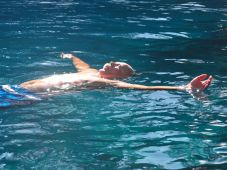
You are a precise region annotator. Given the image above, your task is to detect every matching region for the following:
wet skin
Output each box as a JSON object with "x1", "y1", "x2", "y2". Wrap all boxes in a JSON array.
[{"x1": 20, "y1": 53, "x2": 213, "y2": 94}]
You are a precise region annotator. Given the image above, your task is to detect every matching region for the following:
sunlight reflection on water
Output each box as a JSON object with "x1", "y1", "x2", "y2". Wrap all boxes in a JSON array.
[{"x1": 0, "y1": 0, "x2": 227, "y2": 169}]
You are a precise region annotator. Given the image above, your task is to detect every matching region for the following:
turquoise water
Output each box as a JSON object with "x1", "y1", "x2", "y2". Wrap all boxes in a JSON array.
[{"x1": 0, "y1": 0, "x2": 227, "y2": 169}]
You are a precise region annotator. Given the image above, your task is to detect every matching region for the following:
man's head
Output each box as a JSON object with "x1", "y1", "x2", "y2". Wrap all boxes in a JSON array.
[{"x1": 99, "y1": 62, "x2": 135, "y2": 79}]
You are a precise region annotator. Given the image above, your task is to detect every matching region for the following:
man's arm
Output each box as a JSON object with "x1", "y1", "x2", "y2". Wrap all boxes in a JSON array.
[
  {"x1": 61, "y1": 53, "x2": 96, "y2": 72},
  {"x1": 109, "y1": 74, "x2": 212, "y2": 92},
  {"x1": 113, "y1": 81, "x2": 185, "y2": 90}
]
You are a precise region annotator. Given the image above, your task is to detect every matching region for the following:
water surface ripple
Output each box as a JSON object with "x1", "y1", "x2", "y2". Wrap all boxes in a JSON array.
[{"x1": 0, "y1": 0, "x2": 226, "y2": 169}]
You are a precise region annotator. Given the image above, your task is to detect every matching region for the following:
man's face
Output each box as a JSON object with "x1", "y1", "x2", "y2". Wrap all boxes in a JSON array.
[{"x1": 99, "y1": 62, "x2": 134, "y2": 79}]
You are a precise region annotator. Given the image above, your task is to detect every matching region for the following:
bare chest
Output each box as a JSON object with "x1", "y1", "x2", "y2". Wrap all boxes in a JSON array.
[
  {"x1": 21, "y1": 73, "x2": 102, "y2": 92},
  {"x1": 42, "y1": 73, "x2": 97, "y2": 89}
]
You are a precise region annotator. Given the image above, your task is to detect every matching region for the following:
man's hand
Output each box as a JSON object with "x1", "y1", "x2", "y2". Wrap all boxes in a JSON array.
[
  {"x1": 60, "y1": 53, "x2": 93, "y2": 72},
  {"x1": 186, "y1": 74, "x2": 213, "y2": 92},
  {"x1": 60, "y1": 53, "x2": 73, "y2": 59}
]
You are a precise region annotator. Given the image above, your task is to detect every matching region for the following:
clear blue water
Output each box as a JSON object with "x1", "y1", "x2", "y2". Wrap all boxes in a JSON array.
[{"x1": 0, "y1": 0, "x2": 227, "y2": 169}]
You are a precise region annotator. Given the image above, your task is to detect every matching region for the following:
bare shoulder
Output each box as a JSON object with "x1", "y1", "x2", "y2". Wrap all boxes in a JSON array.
[
  {"x1": 80, "y1": 68, "x2": 99, "y2": 74},
  {"x1": 94, "y1": 78, "x2": 124, "y2": 86}
]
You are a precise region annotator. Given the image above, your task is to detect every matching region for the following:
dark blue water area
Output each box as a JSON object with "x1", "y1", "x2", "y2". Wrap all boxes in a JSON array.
[{"x1": 0, "y1": 0, "x2": 227, "y2": 169}]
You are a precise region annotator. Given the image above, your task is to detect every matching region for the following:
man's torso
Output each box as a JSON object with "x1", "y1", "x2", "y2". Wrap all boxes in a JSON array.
[{"x1": 20, "y1": 72, "x2": 110, "y2": 92}]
